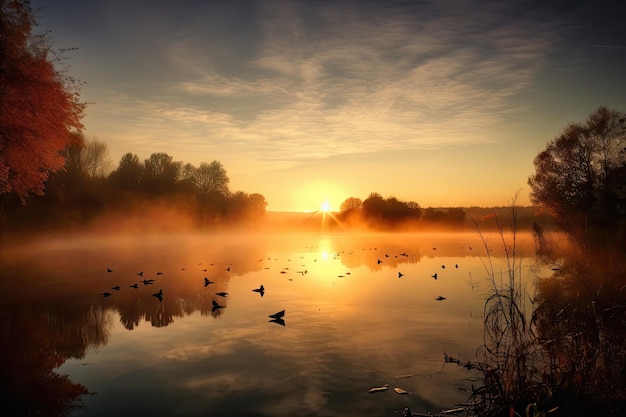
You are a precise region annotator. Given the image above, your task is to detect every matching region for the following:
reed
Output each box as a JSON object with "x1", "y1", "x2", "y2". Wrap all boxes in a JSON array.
[
  {"x1": 446, "y1": 192, "x2": 552, "y2": 416},
  {"x1": 448, "y1": 192, "x2": 626, "y2": 416}
]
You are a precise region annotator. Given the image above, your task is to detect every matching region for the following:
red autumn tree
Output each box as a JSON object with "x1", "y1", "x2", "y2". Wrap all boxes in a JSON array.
[{"x1": 0, "y1": 0, "x2": 85, "y2": 200}]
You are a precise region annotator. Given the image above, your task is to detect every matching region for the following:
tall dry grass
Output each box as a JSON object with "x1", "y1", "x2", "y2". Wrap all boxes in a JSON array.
[{"x1": 448, "y1": 193, "x2": 626, "y2": 417}]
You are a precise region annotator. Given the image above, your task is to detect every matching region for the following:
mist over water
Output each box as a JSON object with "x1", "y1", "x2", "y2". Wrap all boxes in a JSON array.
[{"x1": 0, "y1": 230, "x2": 544, "y2": 416}]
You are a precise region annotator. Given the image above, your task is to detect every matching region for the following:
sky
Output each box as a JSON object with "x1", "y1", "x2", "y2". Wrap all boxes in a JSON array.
[{"x1": 31, "y1": 0, "x2": 626, "y2": 212}]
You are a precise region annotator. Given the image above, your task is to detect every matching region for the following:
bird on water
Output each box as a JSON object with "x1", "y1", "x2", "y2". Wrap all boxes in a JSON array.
[
  {"x1": 268, "y1": 310, "x2": 285, "y2": 326},
  {"x1": 269, "y1": 310, "x2": 285, "y2": 320},
  {"x1": 211, "y1": 300, "x2": 224, "y2": 312},
  {"x1": 252, "y1": 285, "x2": 265, "y2": 296}
]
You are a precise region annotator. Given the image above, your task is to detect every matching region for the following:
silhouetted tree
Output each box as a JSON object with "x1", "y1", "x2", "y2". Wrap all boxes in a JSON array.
[
  {"x1": 56, "y1": 135, "x2": 109, "y2": 194},
  {"x1": 446, "y1": 207, "x2": 465, "y2": 224},
  {"x1": 58, "y1": 134, "x2": 111, "y2": 181},
  {"x1": 109, "y1": 152, "x2": 143, "y2": 192},
  {"x1": 80, "y1": 139, "x2": 111, "y2": 179},
  {"x1": 142, "y1": 152, "x2": 182, "y2": 195},
  {"x1": 60, "y1": 132, "x2": 85, "y2": 182},
  {"x1": 192, "y1": 161, "x2": 229, "y2": 201},
  {"x1": 423, "y1": 207, "x2": 445, "y2": 222},
  {"x1": 362, "y1": 192, "x2": 386, "y2": 218},
  {"x1": 0, "y1": 0, "x2": 85, "y2": 201},
  {"x1": 178, "y1": 162, "x2": 196, "y2": 194},
  {"x1": 528, "y1": 107, "x2": 626, "y2": 238},
  {"x1": 13, "y1": 134, "x2": 111, "y2": 225},
  {"x1": 405, "y1": 201, "x2": 420, "y2": 210},
  {"x1": 384, "y1": 197, "x2": 406, "y2": 218},
  {"x1": 246, "y1": 192, "x2": 267, "y2": 217},
  {"x1": 340, "y1": 197, "x2": 362, "y2": 212}
]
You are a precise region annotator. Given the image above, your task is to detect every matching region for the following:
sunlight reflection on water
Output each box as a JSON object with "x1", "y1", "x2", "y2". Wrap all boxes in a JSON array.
[{"x1": 1, "y1": 231, "x2": 543, "y2": 416}]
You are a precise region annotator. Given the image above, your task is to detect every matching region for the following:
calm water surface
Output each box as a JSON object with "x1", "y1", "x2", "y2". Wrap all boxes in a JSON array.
[{"x1": 1, "y1": 231, "x2": 544, "y2": 416}]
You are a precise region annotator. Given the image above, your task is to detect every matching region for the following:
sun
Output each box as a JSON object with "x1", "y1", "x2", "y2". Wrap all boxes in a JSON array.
[{"x1": 320, "y1": 201, "x2": 331, "y2": 213}]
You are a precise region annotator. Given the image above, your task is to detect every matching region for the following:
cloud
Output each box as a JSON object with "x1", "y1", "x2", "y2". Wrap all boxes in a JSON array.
[{"x1": 85, "y1": 0, "x2": 560, "y2": 172}]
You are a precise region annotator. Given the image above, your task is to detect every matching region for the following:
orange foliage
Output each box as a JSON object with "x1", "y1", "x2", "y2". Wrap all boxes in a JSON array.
[{"x1": 0, "y1": 0, "x2": 85, "y2": 199}]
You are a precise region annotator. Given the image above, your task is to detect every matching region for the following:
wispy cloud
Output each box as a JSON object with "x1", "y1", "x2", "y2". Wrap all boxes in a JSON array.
[{"x1": 91, "y1": 0, "x2": 558, "y2": 171}]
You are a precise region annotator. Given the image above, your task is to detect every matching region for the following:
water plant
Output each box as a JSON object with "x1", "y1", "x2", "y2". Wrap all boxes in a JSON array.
[{"x1": 446, "y1": 192, "x2": 626, "y2": 416}]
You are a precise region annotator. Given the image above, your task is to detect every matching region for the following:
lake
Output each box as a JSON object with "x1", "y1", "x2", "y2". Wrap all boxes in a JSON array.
[{"x1": 0, "y1": 231, "x2": 546, "y2": 416}]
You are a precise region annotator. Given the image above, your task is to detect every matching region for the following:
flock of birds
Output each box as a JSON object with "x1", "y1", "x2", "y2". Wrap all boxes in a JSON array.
[
  {"x1": 99, "y1": 267, "x2": 286, "y2": 325},
  {"x1": 375, "y1": 250, "x2": 462, "y2": 301},
  {"x1": 98, "y1": 245, "x2": 468, "y2": 326}
]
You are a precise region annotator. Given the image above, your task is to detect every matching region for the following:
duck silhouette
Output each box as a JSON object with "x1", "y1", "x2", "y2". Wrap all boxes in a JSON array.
[
  {"x1": 436, "y1": 296, "x2": 446, "y2": 301},
  {"x1": 211, "y1": 299, "x2": 224, "y2": 312},
  {"x1": 101, "y1": 292, "x2": 112, "y2": 297},
  {"x1": 252, "y1": 285, "x2": 265, "y2": 296},
  {"x1": 432, "y1": 273, "x2": 438, "y2": 280},
  {"x1": 142, "y1": 279, "x2": 155, "y2": 285},
  {"x1": 129, "y1": 283, "x2": 139, "y2": 289},
  {"x1": 268, "y1": 309, "x2": 285, "y2": 325},
  {"x1": 398, "y1": 272, "x2": 404, "y2": 278},
  {"x1": 268, "y1": 310, "x2": 285, "y2": 320},
  {"x1": 204, "y1": 277, "x2": 214, "y2": 287},
  {"x1": 107, "y1": 268, "x2": 113, "y2": 273},
  {"x1": 377, "y1": 259, "x2": 382, "y2": 264},
  {"x1": 269, "y1": 317, "x2": 285, "y2": 326},
  {"x1": 137, "y1": 271, "x2": 143, "y2": 277},
  {"x1": 152, "y1": 289, "x2": 163, "y2": 302},
  {"x1": 111, "y1": 286, "x2": 121, "y2": 291}
]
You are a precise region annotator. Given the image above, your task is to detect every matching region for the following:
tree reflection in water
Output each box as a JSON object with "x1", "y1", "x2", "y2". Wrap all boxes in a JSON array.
[
  {"x1": 0, "y1": 301, "x2": 111, "y2": 416},
  {"x1": 533, "y1": 240, "x2": 626, "y2": 415},
  {"x1": 0, "y1": 271, "x2": 235, "y2": 415},
  {"x1": 445, "y1": 211, "x2": 626, "y2": 416},
  {"x1": 0, "y1": 235, "x2": 263, "y2": 415}
]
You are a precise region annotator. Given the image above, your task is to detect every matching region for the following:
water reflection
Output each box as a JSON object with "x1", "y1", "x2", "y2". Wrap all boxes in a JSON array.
[
  {"x1": 0, "y1": 295, "x2": 107, "y2": 415},
  {"x1": 0, "y1": 231, "x2": 533, "y2": 416},
  {"x1": 533, "y1": 241, "x2": 626, "y2": 415}
]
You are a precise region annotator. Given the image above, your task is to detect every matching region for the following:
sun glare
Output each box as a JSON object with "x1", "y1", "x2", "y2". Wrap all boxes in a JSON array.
[{"x1": 293, "y1": 180, "x2": 347, "y2": 213}]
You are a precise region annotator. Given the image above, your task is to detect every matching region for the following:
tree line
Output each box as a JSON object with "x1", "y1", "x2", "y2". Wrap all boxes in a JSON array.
[
  {"x1": 332, "y1": 193, "x2": 466, "y2": 229},
  {"x1": 331, "y1": 105, "x2": 626, "y2": 238},
  {"x1": 1, "y1": 133, "x2": 267, "y2": 231}
]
